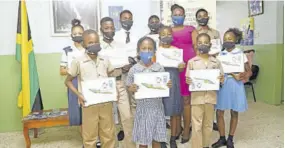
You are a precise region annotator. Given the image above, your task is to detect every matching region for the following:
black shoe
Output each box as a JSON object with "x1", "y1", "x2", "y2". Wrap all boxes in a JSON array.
[
  {"x1": 181, "y1": 127, "x2": 191, "y2": 144},
  {"x1": 213, "y1": 122, "x2": 218, "y2": 131},
  {"x1": 117, "y1": 130, "x2": 124, "y2": 141},
  {"x1": 166, "y1": 123, "x2": 171, "y2": 129},
  {"x1": 96, "y1": 142, "x2": 101, "y2": 148},
  {"x1": 227, "y1": 139, "x2": 235, "y2": 148},
  {"x1": 175, "y1": 127, "x2": 183, "y2": 140},
  {"x1": 170, "y1": 136, "x2": 177, "y2": 148},
  {"x1": 212, "y1": 139, "x2": 227, "y2": 148},
  {"x1": 181, "y1": 137, "x2": 190, "y2": 144},
  {"x1": 161, "y1": 142, "x2": 167, "y2": 148}
]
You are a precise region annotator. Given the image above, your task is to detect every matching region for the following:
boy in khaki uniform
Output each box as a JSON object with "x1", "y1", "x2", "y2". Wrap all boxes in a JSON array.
[
  {"x1": 186, "y1": 33, "x2": 224, "y2": 148},
  {"x1": 65, "y1": 29, "x2": 115, "y2": 148},
  {"x1": 99, "y1": 17, "x2": 136, "y2": 148}
]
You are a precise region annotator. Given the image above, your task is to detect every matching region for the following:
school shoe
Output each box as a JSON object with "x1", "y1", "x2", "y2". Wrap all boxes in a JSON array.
[
  {"x1": 170, "y1": 136, "x2": 177, "y2": 148},
  {"x1": 212, "y1": 139, "x2": 227, "y2": 148},
  {"x1": 175, "y1": 127, "x2": 183, "y2": 140},
  {"x1": 226, "y1": 139, "x2": 235, "y2": 148},
  {"x1": 117, "y1": 130, "x2": 124, "y2": 141},
  {"x1": 160, "y1": 142, "x2": 167, "y2": 148},
  {"x1": 181, "y1": 127, "x2": 191, "y2": 144},
  {"x1": 96, "y1": 141, "x2": 101, "y2": 148}
]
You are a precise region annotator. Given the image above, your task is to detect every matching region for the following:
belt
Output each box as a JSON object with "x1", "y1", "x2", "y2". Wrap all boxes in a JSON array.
[{"x1": 116, "y1": 75, "x2": 122, "y2": 80}]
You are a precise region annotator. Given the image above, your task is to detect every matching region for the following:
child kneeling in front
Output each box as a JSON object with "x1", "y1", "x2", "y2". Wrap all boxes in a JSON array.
[
  {"x1": 186, "y1": 33, "x2": 224, "y2": 148},
  {"x1": 126, "y1": 36, "x2": 172, "y2": 148},
  {"x1": 65, "y1": 29, "x2": 116, "y2": 148}
]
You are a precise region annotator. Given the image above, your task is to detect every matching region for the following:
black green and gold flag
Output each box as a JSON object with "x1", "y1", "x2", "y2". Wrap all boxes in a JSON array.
[{"x1": 16, "y1": 0, "x2": 43, "y2": 117}]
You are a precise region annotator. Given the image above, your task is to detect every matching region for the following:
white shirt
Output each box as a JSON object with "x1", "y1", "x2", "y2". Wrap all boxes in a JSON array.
[
  {"x1": 60, "y1": 44, "x2": 85, "y2": 68},
  {"x1": 219, "y1": 48, "x2": 248, "y2": 63},
  {"x1": 114, "y1": 28, "x2": 139, "y2": 49},
  {"x1": 99, "y1": 37, "x2": 126, "y2": 50},
  {"x1": 99, "y1": 37, "x2": 130, "y2": 69}
]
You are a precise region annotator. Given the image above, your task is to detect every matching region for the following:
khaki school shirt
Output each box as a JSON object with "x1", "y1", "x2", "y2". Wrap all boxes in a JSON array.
[
  {"x1": 186, "y1": 56, "x2": 224, "y2": 105},
  {"x1": 197, "y1": 26, "x2": 220, "y2": 40},
  {"x1": 68, "y1": 53, "x2": 114, "y2": 93}
]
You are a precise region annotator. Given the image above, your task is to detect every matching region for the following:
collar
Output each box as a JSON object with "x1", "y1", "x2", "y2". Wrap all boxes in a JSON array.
[
  {"x1": 82, "y1": 53, "x2": 103, "y2": 64},
  {"x1": 71, "y1": 43, "x2": 84, "y2": 52},
  {"x1": 221, "y1": 48, "x2": 243, "y2": 55},
  {"x1": 101, "y1": 40, "x2": 115, "y2": 49},
  {"x1": 120, "y1": 28, "x2": 132, "y2": 33},
  {"x1": 197, "y1": 25, "x2": 212, "y2": 32},
  {"x1": 193, "y1": 55, "x2": 216, "y2": 62}
]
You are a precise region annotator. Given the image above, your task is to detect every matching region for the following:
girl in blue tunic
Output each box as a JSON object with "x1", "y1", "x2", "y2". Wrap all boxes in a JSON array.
[
  {"x1": 59, "y1": 19, "x2": 85, "y2": 126},
  {"x1": 158, "y1": 26, "x2": 184, "y2": 148},
  {"x1": 212, "y1": 28, "x2": 250, "y2": 148}
]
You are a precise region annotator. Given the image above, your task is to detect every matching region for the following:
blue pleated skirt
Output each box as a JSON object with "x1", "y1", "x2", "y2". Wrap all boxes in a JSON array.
[
  {"x1": 67, "y1": 77, "x2": 82, "y2": 126},
  {"x1": 216, "y1": 76, "x2": 248, "y2": 112}
]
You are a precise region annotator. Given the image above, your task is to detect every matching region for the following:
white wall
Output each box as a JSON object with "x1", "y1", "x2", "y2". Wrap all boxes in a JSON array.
[
  {"x1": 0, "y1": 0, "x2": 283, "y2": 55},
  {"x1": 216, "y1": 1, "x2": 284, "y2": 45},
  {"x1": 0, "y1": 0, "x2": 153, "y2": 55}
]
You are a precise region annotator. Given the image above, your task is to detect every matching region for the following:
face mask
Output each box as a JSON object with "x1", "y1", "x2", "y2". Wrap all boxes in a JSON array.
[
  {"x1": 223, "y1": 41, "x2": 235, "y2": 49},
  {"x1": 86, "y1": 44, "x2": 101, "y2": 54},
  {"x1": 197, "y1": 44, "x2": 210, "y2": 54},
  {"x1": 172, "y1": 16, "x2": 185, "y2": 26},
  {"x1": 160, "y1": 36, "x2": 173, "y2": 45},
  {"x1": 72, "y1": 36, "x2": 83, "y2": 43},
  {"x1": 102, "y1": 31, "x2": 115, "y2": 41},
  {"x1": 197, "y1": 18, "x2": 209, "y2": 26},
  {"x1": 148, "y1": 23, "x2": 161, "y2": 33},
  {"x1": 120, "y1": 20, "x2": 133, "y2": 31},
  {"x1": 139, "y1": 51, "x2": 153, "y2": 65}
]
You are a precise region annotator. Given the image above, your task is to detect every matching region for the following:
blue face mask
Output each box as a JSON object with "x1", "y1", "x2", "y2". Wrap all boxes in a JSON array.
[
  {"x1": 139, "y1": 51, "x2": 154, "y2": 65},
  {"x1": 172, "y1": 16, "x2": 185, "y2": 26}
]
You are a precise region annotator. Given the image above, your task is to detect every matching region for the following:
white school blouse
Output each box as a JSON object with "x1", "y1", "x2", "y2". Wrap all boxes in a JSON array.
[{"x1": 60, "y1": 44, "x2": 85, "y2": 68}]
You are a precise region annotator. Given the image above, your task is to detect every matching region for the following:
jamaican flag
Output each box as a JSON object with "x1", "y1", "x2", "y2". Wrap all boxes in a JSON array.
[{"x1": 16, "y1": 0, "x2": 43, "y2": 117}]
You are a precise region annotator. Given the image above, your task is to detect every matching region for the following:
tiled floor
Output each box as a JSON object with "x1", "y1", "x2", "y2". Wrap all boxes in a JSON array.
[{"x1": 0, "y1": 100, "x2": 283, "y2": 148}]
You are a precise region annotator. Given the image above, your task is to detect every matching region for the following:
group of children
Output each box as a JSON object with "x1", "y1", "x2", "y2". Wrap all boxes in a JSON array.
[{"x1": 60, "y1": 4, "x2": 250, "y2": 148}]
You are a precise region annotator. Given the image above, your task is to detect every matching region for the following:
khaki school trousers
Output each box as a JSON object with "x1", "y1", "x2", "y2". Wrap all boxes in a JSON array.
[
  {"x1": 191, "y1": 104, "x2": 215, "y2": 148},
  {"x1": 82, "y1": 102, "x2": 115, "y2": 148},
  {"x1": 116, "y1": 80, "x2": 136, "y2": 148}
]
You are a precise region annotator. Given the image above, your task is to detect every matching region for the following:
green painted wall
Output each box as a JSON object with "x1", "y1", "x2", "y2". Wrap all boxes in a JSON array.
[
  {"x1": 252, "y1": 44, "x2": 283, "y2": 105},
  {"x1": 0, "y1": 54, "x2": 68, "y2": 132},
  {"x1": 0, "y1": 44, "x2": 283, "y2": 132}
]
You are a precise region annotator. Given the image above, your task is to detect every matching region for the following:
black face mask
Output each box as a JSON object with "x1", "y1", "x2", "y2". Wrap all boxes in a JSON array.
[
  {"x1": 160, "y1": 36, "x2": 173, "y2": 45},
  {"x1": 86, "y1": 44, "x2": 101, "y2": 54},
  {"x1": 102, "y1": 30, "x2": 115, "y2": 41},
  {"x1": 120, "y1": 20, "x2": 133, "y2": 31},
  {"x1": 72, "y1": 36, "x2": 83, "y2": 43},
  {"x1": 197, "y1": 18, "x2": 209, "y2": 26},
  {"x1": 223, "y1": 41, "x2": 236, "y2": 49},
  {"x1": 148, "y1": 23, "x2": 161, "y2": 33},
  {"x1": 197, "y1": 44, "x2": 210, "y2": 54}
]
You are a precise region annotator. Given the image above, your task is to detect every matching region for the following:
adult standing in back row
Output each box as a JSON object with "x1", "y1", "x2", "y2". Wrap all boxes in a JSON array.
[{"x1": 170, "y1": 4, "x2": 198, "y2": 144}]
